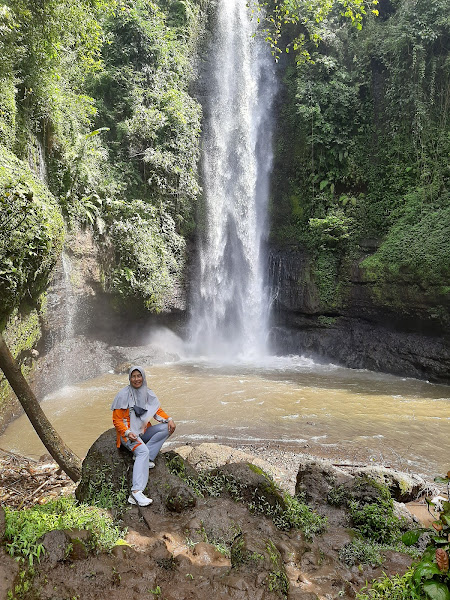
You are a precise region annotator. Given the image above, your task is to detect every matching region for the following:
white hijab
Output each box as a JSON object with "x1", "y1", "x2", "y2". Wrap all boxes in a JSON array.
[{"x1": 111, "y1": 366, "x2": 160, "y2": 434}]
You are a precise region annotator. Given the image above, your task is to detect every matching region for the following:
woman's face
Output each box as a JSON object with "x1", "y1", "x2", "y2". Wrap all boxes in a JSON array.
[{"x1": 130, "y1": 370, "x2": 144, "y2": 389}]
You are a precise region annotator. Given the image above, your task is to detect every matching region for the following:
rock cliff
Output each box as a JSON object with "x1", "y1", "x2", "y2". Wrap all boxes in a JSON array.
[{"x1": 268, "y1": 248, "x2": 450, "y2": 384}]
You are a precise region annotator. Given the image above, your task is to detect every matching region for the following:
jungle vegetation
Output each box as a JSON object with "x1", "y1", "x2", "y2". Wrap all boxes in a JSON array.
[
  {"x1": 0, "y1": 0, "x2": 448, "y2": 329},
  {"x1": 269, "y1": 0, "x2": 449, "y2": 318},
  {"x1": 0, "y1": 0, "x2": 207, "y2": 327}
]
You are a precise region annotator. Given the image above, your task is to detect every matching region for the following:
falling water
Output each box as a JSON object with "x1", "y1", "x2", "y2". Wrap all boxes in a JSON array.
[
  {"x1": 189, "y1": 0, "x2": 277, "y2": 360},
  {"x1": 61, "y1": 252, "x2": 76, "y2": 342}
]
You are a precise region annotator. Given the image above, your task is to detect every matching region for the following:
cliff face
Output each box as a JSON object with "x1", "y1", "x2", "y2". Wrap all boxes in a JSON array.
[{"x1": 268, "y1": 247, "x2": 450, "y2": 384}]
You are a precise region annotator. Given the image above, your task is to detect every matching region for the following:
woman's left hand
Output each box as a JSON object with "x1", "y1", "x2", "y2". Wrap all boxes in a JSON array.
[{"x1": 168, "y1": 419, "x2": 176, "y2": 435}]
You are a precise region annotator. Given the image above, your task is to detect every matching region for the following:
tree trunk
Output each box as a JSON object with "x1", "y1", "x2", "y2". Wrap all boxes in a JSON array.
[{"x1": 0, "y1": 333, "x2": 82, "y2": 482}]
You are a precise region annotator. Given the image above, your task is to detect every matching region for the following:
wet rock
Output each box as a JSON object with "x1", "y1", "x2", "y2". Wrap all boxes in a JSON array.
[
  {"x1": 212, "y1": 462, "x2": 289, "y2": 516},
  {"x1": 350, "y1": 467, "x2": 425, "y2": 502},
  {"x1": 111, "y1": 543, "x2": 137, "y2": 559},
  {"x1": 76, "y1": 431, "x2": 198, "y2": 513},
  {"x1": 34, "y1": 336, "x2": 115, "y2": 397},
  {"x1": 231, "y1": 533, "x2": 273, "y2": 571},
  {"x1": 295, "y1": 460, "x2": 352, "y2": 505},
  {"x1": 65, "y1": 529, "x2": 93, "y2": 560},
  {"x1": 39, "y1": 530, "x2": 70, "y2": 564},
  {"x1": 163, "y1": 449, "x2": 200, "y2": 479},
  {"x1": 75, "y1": 428, "x2": 134, "y2": 503},
  {"x1": 68, "y1": 538, "x2": 89, "y2": 560},
  {"x1": 148, "y1": 539, "x2": 172, "y2": 561},
  {"x1": 180, "y1": 442, "x2": 290, "y2": 487},
  {"x1": 165, "y1": 484, "x2": 197, "y2": 512},
  {"x1": 0, "y1": 548, "x2": 19, "y2": 600},
  {"x1": 287, "y1": 591, "x2": 320, "y2": 600},
  {"x1": 0, "y1": 506, "x2": 5, "y2": 540},
  {"x1": 192, "y1": 542, "x2": 230, "y2": 566},
  {"x1": 110, "y1": 346, "x2": 180, "y2": 371},
  {"x1": 393, "y1": 501, "x2": 416, "y2": 528},
  {"x1": 268, "y1": 248, "x2": 450, "y2": 384},
  {"x1": 348, "y1": 476, "x2": 389, "y2": 505}
]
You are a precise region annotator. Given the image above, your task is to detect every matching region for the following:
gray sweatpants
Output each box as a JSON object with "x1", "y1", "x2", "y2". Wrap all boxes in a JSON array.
[{"x1": 121, "y1": 423, "x2": 169, "y2": 492}]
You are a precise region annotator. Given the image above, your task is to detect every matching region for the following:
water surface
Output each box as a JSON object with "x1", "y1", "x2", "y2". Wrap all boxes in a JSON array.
[{"x1": 1, "y1": 357, "x2": 448, "y2": 481}]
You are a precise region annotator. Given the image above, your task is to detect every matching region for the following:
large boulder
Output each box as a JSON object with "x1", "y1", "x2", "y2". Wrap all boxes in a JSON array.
[
  {"x1": 75, "y1": 429, "x2": 196, "y2": 513},
  {"x1": 350, "y1": 466, "x2": 426, "y2": 503},
  {"x1": 212, "y1": 462, "x2": 289, "y2": 512},
  {"x1": 295, "y1": 460, "x2": 425, "y2": 506},
  {"x1": 295, "y1": 460, "x2": 353, "y2": 505}
]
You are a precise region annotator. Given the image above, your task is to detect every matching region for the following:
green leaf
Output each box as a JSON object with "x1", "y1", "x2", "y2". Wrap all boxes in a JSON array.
[
  {"x1": 423, "y1": 581, "x2": 450, "y2": 600},
  {"x1": 84, "y1": 127, "x2": 110, "y2": 139},
  {"x1": 414, "y1": 562, "x2": 442, "y2": 582},
  {"x1": 401, "y1": 529, "x2": 422, "y2": 546},
  {"x1": 319, "y1": 179, "x2": 329, "y2": 190}
]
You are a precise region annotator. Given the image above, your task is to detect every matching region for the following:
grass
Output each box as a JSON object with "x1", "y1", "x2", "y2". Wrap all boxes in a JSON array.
[{"x1": 4, "y1": 497, "x2": 126, "y2": 565}]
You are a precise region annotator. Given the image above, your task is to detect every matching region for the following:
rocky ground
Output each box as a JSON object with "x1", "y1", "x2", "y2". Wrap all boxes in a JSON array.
[{"x1": 0, "y1": 443, "x2": 445, "y2": 600}]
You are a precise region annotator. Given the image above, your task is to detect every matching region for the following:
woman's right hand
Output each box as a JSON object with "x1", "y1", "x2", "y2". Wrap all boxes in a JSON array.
[{"x1": 128, "y1": 432, "x2": 138, "y2": 441}]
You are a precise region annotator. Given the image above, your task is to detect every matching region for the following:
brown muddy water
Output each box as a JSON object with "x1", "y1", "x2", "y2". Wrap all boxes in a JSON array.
[{"x1": 1, "y1": 357, "x2": 449, "y2": 480}]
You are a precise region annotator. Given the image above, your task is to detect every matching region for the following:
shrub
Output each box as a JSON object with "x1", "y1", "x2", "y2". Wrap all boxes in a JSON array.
[{"x1": 4, "y1": 497, "x2": 125, "y2": 565}]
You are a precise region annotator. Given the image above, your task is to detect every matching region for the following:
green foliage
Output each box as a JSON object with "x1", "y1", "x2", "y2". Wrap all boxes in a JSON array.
[
  {"x1": 2, "y1": 305, "x2": 42, "y2": 359},
  {"x1": 356, "y1": 474, "x2": 450, "y2": 600},
  {"x1": 248, "y1": 490, "x2": 326, "y2": 537},
  {"x1": 309, "y1": 209, "x2": 354, "y2": 250},
  {"x1": 84, "y1": 469, "x2": 129, "y2": 512},
  {"x1": 313, "y1": 251, "x2": 341, "y2": 308},
  {"x1": 0, "y1": 147, "x2": 65, "y2": 325},
  {"x1": 4, "y1": 497, "x2": 125, "y2": 565},
  {"x1": 349, "y1": 498, "x2": 403, "y2": 544},
  {"x1": 362, "y1": 192, "x2": 450, "y2": 296},
  {"x1": 166, "y1": 455, "x2": 326, "y2": 538},
  {"x1": 230, "y1": 535, "x2": 264, "y2": 568},
  {"x1": 402, "y1": 474, "x2": 450, "y2": 600},
  {"x1": 266, "y1": 540, "x2": 289, "y2": 597},
  {"x1": 253, "y1": 0, "x2": 379, "y2": 62},
  {"x1": 356, "y1": 568, "x2": 425, "y2": 600},
  {"x1": 270, "y1": 0, "x2": 449, "y2": 319},
  {"x1": 0, "y1": 0, "x2": 206, "y2": 317},
  {"x1": 0, "y1": 76, "x2": 16, "y2": 147},
  {"x1": 91, "y1": 0, "x2": 205, "y2": 235},
  {"x1": 100, "y1": 199, "x2": 185, "y2": 312},
  {"x1": 339, "y1": 538, "x2": 383, "y2": 566}
]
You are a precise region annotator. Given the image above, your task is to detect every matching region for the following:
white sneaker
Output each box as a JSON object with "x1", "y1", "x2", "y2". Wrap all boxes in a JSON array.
[
  {"x1": 149, "y1": 461, "x2": 155, "y2": 469},
  {"x1": 128, "y1": 491, "x2": 153, "y2": 506}
]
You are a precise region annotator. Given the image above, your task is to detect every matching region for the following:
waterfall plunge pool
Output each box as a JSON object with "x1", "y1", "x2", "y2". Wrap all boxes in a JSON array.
[{"x1": 1, "y1": 356, "x2": 449, "y2": 481}]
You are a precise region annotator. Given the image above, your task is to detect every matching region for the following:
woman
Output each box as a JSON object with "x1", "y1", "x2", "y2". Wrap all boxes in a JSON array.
[{"x1": 111, "y1": 365, "x2": 176, "y2": 506}]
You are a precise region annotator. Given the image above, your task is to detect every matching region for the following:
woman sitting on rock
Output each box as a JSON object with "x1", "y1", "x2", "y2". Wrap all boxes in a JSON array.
[{"x1": 111, "y1": 365, "x2": 176, "y2": 507}]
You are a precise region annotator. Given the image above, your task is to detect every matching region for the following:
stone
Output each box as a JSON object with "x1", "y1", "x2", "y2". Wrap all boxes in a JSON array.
[
  {"x1": 392, "y1": 501, "x2": 416, "y2": 528},
  {"x1": 295, "y1": 460, "x2": 352, "y2": 505},
  {"x1": 268, "y1": 247, "x2": 450, "y2": 385},
  {"x1": 75, "y1": 428, "x2": 134, "y2": 503},
  {"x1": 0, "y1": 506, "x2": 5, "y2": 540},
  {"x1": 192, "y1": 542, "x2": 230, "y2": 566},
  {"x1": 350, "y1": 467, "x2": 426, "y2": 503},
  {"x1": 213, "y1": 462, "x2": 288, "y2": 511},
  {"x1": 75, "y1": 430, "x2": 195, "y2": 512},
  {"x1": 0, "y1": 548, "x2": 19, "y2": 600},
  {"x1": 165, "y1": 484, "x2": 197, "y2": 512},
  {"x1": 39, "y1": 530, "x2": 70, "y2": 564}
]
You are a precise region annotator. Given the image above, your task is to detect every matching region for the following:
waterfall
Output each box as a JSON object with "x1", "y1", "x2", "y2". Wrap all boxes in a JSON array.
[
  {"x1": 189, "y1": 0, "x2": 277, "y2": 360},
  {"x1": 61, "y1": 252, "x2": 76, "y2": 342}
]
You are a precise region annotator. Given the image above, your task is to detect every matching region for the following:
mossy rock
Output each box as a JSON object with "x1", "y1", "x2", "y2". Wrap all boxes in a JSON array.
[
  {"x1": 295, "y1": 461, "x2": 352, "y2": 506},
  {"x1": 76, "y1": 429, "x2": 196, "y2": 513},
  {"x1": 212, "y1": 462, "x2": 288, "y2": 512}
]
